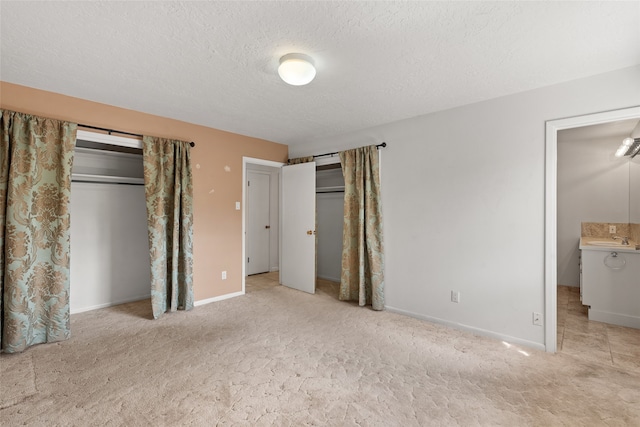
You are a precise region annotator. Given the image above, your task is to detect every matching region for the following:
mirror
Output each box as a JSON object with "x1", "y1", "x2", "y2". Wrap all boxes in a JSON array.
[
  {"x1": 630, "y1": 152, "x2": 640, "y2": 224},
  {"x1": 558, "y1": 117, "x2": 639, "y2": 224},
  {"x1": 630, "y1": 150, "x2": 640, "y2": 245},
  {"x1": 556, "y1": 116, "x2": 639, "y2": 288}
]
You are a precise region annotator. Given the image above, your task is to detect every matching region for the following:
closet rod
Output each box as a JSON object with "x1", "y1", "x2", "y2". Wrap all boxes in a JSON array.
[
  {"x1": 72, "y1": 180, "x2": 145, "y2": 186},
  {"x1": 78, "y1": 124, "x2": 196, "y2": 147},
  {"x1": 312, "y1": 142, "x2": 386, "y2": 159},
  {"x1": 72, "y1": 173, "x2": 144, "y2": 186}
]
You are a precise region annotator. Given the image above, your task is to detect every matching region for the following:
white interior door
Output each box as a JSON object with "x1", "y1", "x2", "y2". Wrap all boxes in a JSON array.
[
  {"x1": 281, "y1": 162, "x2": 316, "y2": 294},
  {"x1": 246, "y1": 171, "x2": 271, "y2": 275}
]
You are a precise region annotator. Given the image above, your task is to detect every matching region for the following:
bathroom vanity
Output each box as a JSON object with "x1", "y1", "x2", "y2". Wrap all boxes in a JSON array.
[{"x1": 579, "y1": 238, "x2": 640, "y2": 329}]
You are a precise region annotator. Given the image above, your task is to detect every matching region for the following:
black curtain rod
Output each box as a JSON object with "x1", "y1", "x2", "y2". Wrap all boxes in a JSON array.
[
  {"x1": 312, "y1": 142, "x2": 387, "y2": 159},
  {"x1": 79, "y1": 124, "x2": 196, "y2": 147}
]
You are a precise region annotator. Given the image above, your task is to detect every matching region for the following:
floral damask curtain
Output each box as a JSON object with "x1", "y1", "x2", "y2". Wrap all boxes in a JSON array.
[
  {"x1": 339, "y1": 145, "x2": 385, "y2": 310},
  {"x1": 142, "y1": 136, "x2": 194, "y2": 319},
  {"x1": 1, "y1": 110, "x2": 77, "y2": 353}
]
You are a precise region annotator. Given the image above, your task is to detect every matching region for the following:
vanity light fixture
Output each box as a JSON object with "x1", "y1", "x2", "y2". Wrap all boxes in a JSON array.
[
  {"x1": 278, "y1": 53, "x2": 316, "y2": 86},
  {"x1": 615, "y1": 136, "x2": 640, "y2": 158}
]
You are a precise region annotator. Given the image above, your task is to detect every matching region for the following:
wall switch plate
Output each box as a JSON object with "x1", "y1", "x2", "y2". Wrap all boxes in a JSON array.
[
  {"x1": 451, "y1": 291, "x2": 460, "y2": 303},
  {"x1": 609, "y1": 225, "x2": 616, "y2": 234},
  {"x1": 533, "y1": 312, "x2": 543, "y2": 326},
  {"x1": 221, "y1": 271, "x2": 227, "y2": 280},
  {"x1": 235, "y1": 202, "x2": 241, "y2": 210}
]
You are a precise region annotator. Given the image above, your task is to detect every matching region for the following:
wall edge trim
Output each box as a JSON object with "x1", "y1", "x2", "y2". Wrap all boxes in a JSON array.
[{"x1": 194, "y1": 291, "x2": 244, "y2": 307}]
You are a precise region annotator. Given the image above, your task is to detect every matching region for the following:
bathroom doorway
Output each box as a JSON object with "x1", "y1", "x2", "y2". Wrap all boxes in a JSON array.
[
  {"x1": 545, "y1": 106, "x2": 640, "y2": 353},
  {"x1": 555, "y1": 116, "x2": 639, "y2": 367}
]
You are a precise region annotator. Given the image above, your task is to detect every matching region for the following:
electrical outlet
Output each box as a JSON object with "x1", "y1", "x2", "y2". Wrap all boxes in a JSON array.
[
  {"x1": 609, "y1": 225, "x2": 616, "y2": 234},
  {"x1": 532, "y1": 312, "x2": 543, "y2": 326},
  {"x1": 222, "y1": 271, "x2": 227, "y2": 280},
  {"x1": 451, "y1": 291, "x2": 460, "y2": 303}
]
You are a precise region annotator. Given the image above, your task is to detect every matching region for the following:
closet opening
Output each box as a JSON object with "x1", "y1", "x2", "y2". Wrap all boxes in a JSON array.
[
  {"x1": 316, "y1": 161, "x2": 344, "y2": 285},
  {"x1": 70, "y1": 131, "x2": 150, "y2": 313}
]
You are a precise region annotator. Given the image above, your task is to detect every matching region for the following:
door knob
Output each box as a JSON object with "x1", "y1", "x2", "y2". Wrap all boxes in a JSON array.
[
  {"x1": 307, "y1": 230, "x2": 313, "y2": 235},
  {"x1": 265, "y1": 225, "x2": 271, "y2": 229}
]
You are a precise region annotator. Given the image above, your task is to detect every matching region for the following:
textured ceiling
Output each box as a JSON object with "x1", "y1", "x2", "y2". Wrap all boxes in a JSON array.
[{"x1": 1, "y1": 1, "x2": 639, "y2": 148}]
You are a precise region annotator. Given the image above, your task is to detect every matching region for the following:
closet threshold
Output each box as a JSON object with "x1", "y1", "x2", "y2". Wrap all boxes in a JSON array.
[{"x1": 72, "y1": 173, "x2": 145, "y2": 185}]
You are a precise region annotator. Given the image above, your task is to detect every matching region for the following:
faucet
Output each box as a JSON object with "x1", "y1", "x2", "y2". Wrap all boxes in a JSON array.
[{"x1": 613, "y1": 235, "x2": 629, "y2": 245}]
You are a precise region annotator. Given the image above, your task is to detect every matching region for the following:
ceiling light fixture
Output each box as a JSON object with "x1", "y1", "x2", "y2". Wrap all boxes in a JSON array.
[
  {"x1": 615, "y1": 136, "x2": 640, "y2": 158},
  {"x1": 278, "y1": 53, "x2": 316, "y2": 86}
]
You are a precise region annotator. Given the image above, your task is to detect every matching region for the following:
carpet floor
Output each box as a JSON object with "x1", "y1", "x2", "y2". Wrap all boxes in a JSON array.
[{"x1": 1, "y1": 281, "x2": 639, "y2": 426}]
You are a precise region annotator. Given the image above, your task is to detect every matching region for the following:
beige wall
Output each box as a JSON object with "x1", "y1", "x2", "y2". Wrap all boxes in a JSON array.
[{"x1": 0, "y1": 82, "x2": 289, "y2": 301}]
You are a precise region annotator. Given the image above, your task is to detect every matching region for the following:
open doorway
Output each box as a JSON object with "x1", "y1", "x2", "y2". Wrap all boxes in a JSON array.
[
  {"x1": 242, "y1": 157, "x2": 284, "y2": 294},
  {"x1": 246, "y1": 166, "x2": 280, "y2": 276},
  {"x1": 242, "y1": 156, "x2": 346, "y2": 299},
  {"x1": 544, "y1": 106, "x2": 640, "y2": 353}
]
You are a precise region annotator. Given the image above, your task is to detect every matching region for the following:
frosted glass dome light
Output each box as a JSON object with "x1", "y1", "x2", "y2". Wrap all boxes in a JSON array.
[{"x1": 278, "y1": 53, "x2": 316, "y2": 86}]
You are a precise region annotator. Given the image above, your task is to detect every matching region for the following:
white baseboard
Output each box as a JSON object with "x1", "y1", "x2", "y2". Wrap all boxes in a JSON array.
[
  {"x1": 385, "y1": 305, "x2": 545, "y2": 352},
  {"x1": 194, "y1": 291, "x2": 244, "y2": 307},
  {"x1": 71, "y1": 294, "x2": 151, "y2": 314},
  {"x1": 588, "y1": 309, "x2": 640, "y2": 329},
  {"x1": 270, "y1": 267, "x2": 280, "y2": 272},
  {"x1": 71, "y1": 290, "x2": 248, "y2": 314}
]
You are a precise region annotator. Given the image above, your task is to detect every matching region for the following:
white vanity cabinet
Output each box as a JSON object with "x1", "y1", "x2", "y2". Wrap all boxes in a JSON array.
[{"x1": 580, "y1": 247, "x2": 640, "y2": 329}]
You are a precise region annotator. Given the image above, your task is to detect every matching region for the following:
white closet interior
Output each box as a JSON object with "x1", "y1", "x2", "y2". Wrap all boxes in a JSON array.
[
  {"x1": 69, "y1": 131, "x2": 151, "y2": 313},
  {"x1": 316, "y1": 162, "x2": 345, "y2": 283}
]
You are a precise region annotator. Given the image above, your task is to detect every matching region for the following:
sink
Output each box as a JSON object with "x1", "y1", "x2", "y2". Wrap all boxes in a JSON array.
[{"x1": 586, "y1": 240, "x2": 624, "y2": 247}]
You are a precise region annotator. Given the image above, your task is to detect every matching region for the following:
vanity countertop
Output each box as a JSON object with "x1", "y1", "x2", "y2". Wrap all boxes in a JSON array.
[{"x1": 580, "y1": 237, "x2": 640, "y2": 253}]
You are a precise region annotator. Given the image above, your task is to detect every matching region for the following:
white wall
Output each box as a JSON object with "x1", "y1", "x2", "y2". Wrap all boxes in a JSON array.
[
  {"x1": 557, "y1": 134, "x2": 630, "y2": 287},
  {"x1": 70, "y1": 183, "x2": 150, "y2": 313},
  {"x1": 290, "y1": 65, "x2": 640, "y2": 349}
]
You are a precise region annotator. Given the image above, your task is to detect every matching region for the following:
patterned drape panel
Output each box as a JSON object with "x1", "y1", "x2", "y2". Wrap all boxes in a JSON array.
[
  {"x1": 287, "y1": 156, "x2": 314, "y2": 165},
  {"x1": 1, "y1": 110, "x2": 77, "y2": 353},
  {"x1": 339, "y1": 145, "x2": 385, "y2": 310},
  {"x1": 142, "y1": 136, "x2": 194, "y2": 319}
]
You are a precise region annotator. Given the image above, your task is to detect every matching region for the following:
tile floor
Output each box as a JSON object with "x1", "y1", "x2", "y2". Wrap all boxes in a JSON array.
[
  {"x1": 246, "y1": 275, "x2": 640, "y2": 373},
  {"x1": 557, "y1": 285, "x2": 639, "y2": 373}
]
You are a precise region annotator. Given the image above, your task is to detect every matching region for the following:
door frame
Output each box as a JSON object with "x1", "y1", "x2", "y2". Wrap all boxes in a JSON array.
[
  {"x1": 242, "y1": 157, "x2": 285, "y2": 294},
  {"x1": 544, "y1": 105, "x2": 640, "y2": 352}
]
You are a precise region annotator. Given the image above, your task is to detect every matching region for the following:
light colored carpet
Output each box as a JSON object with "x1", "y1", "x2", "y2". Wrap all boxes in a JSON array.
[{"x1": 1, "y1": 281, "x2": 639, "y2": 426}]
